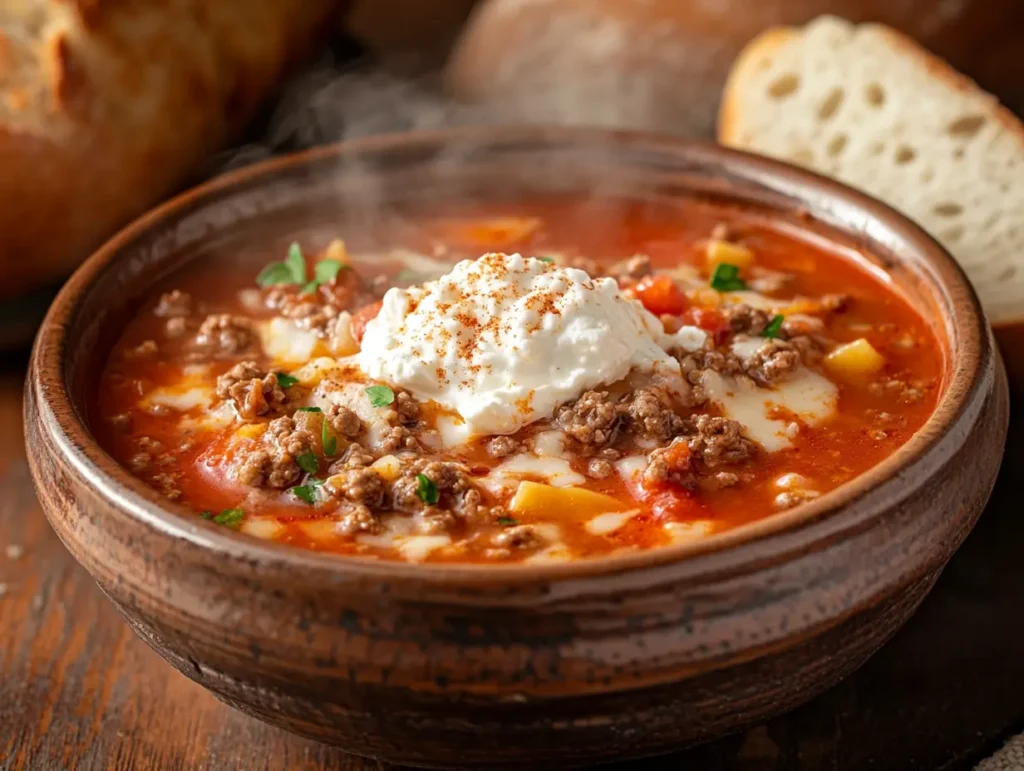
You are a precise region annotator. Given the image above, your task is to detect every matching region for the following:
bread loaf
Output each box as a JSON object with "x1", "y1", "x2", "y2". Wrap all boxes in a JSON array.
[
  {"x1": 719, "y1": 16, "x2": 1024, "y2": 381},
  {"x1": 0, "y1": 0, "x2": 339, "y2": 297}
]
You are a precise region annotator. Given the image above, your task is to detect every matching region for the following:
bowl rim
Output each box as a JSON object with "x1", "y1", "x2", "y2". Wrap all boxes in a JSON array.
[{"x1": 29, "y1": 125, "x2": 993, "y2": 585}]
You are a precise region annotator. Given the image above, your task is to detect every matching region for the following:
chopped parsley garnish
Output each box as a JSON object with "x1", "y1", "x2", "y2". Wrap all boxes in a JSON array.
[
  {"x1": 762, "y1": 314, "x2": 785, "y2": 339},
  {"x1": 366, "y1": 384, "x2": 395, "y2": 408},
  {"x1": 497, "y1": 517, "x2": 518, "y2": 526},
  {"x1": 416, "y1": 473, "x2": 439, "y2": 505},
  {"x1": 295, "y1": 406, "x2": 322, "y2": 413},
  {"x1": 321, "y1": 418, "x2": 337, "y2": 457},
  {"x1": 291, "y1": 478, "x2": 323, "y2": 505},
  {"x1": 275, "y1": 372, "x2": 299, "y2": 388},
  {"x1": 257, "y1": 242, "x2": 307, "y2": 287},
  {"x1": 255, "y1": 241, "x2": 348, "y2": 293},
  {"x1": 536, "y1": 256, "x2": 555, "y2": 263},
  {"x1": 314, "y1": 259, "x2": 347, "y2": 285},
  {"x1": 297, "y1": 451, "x2": 319, "y2": 475},
  {"x1": 201, "y1": 508, "x2": 245, "y2": 528},
  {"x1": 285, "y1": 242, "x2": 305, "y2": 279},
  {"x1": 709, "y1": 263, "x2": 747, "y2": 292}
]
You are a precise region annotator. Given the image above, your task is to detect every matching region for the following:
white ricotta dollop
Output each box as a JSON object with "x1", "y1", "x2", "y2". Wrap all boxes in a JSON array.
[{"x1": 358, "y1": 252, "x2": 683, "y2": 435}]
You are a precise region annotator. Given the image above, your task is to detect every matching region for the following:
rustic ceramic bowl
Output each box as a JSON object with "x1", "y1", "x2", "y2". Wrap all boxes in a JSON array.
[{"x1": 25, "y1": 127, "x2": 1008, "y2": 769}]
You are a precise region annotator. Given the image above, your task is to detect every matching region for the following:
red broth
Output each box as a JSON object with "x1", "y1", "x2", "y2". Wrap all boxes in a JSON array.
[{"x1": 95, "y1": 198, "x2": 942, "y2": 563}]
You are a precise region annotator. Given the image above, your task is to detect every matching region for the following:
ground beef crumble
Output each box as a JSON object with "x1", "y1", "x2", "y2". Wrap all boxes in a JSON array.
[
  {"x1": 264, "y1": 271, "x2": 377, "y2": 337},
  {"x1": 722, "y1": 304, "x2": 774, "y2": 336},
  {"x1": 326, "y1": 403, "x2": 363, "y2": 438},
  {"x1": 329, "y1": 443, "x2": 374, "y2": 472},
  {"x1": 232, "y1": 416, "x2": 313, "y2": 489},
  {"x1": 335, "y1": 502, "x2": 382, "y2": 536},
  {"x1": 743, "y1": 339, "x2": 802, "y2": 386},
  {"x1": 216, "y1": 362, "x2": 287, "y2": 420},
  {"x1": 487, "y1": 435, "x2": 520, "y2": 458},
  {"x1": 556, "y1": 390, "x2": 620, "y2": 445},
  {"x1": 391, "y1": 459, "x2": 492, "y2": 521},
  {"x1": 195, "y1": 314, "x2": 256, "y2": 355},
  {"x1": 556, "y1": 386, "x2": 690, "y2": 447},
  {"x1": 622, "y1": 388, "x2": 686, "y2": 442},
  {"x1": 328, "y1": 466, "x2": 384, "y2": 508},
  {"x1": 687, "y1": 415, "x2": 753, "y2": 467}
]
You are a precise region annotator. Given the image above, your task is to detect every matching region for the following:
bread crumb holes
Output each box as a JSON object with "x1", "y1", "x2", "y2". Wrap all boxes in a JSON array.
[
  {"x1": 933, "y1": 202, "x2": 963, "y2": 217},
  {"x1": 826, "y1": 133, "x2": 848, "y2": 157},
  {"x1": 817, "y1": 88, "x2": 844, "y2": 120},
  {"x1": 947, "y1": 115, "x2": 986, "y2": 137},
  {"x1": 894, "y1": 146, "x2": 916, "y2": 164},
  {"x1": 768, "y1": 73, "x2": 800, "y2": 99},
  {"x1": 865, "y1": 82, "x2": 886, "y2": 107}
]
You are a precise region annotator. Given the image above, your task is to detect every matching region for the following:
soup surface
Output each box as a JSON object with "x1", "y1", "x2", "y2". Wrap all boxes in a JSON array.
[{"x1": 96, "y1": 198, "x2": 943, "y2": 564}]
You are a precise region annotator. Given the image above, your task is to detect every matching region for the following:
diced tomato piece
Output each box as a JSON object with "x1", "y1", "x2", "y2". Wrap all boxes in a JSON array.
[
  {"x1": 660, "y1": 440, "x2": 691, "y2": 472},
  {"x1": 680, "y1": 307, "x2": 730, "y2": 346},
  {"x1": 633, "y1": 275, "x2": 688, "y2": 316},
  {"x1": 624, "y1": 456, "x2": 702, "y2": 522},
  {"x1": 350, "y1": 300, "x2": 382, "y2": 343}
]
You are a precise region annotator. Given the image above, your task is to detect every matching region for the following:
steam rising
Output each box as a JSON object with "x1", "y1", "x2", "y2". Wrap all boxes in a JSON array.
[{"x1": 207, "y1": 47, "x2": 482, "y2": 176}]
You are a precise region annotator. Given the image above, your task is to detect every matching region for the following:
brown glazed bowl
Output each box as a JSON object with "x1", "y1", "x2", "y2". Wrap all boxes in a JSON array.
[{"x1": 25, "y1": 127, "x2": 1008, "y2": 768}]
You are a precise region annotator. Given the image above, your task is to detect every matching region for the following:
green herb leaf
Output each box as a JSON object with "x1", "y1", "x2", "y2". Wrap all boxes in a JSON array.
[
  {"x1": 213, "y1": 508, "x2": 245, "y2": 527},
  {"x1": 322, "y1": 418, "x2": 337, "y2": 457},
  {"x1": 255, "y1": 262, "x2": 296, "y2": 288},
  {"x1": 299, "y1": 279, "x2": 320, "y2": 295},
  {"x1": 291, "y1": 480, "x2": 323, "y2": 505},
  {"x1": 314, "y1": 259, "x2": 347, "y2": 285},
  {"x1": 536, "y1": 256, "x2": 555, "y2": 263},
  {"x1": 276, "y1": 372, "x2": 299, "y2": 388},
  {"x1": 710, "y1": 263, "x2": 747, "y2": 292},
  {"x1": 762, "y1": 314, "x2": 785, "y2": 339},
  {"x1": 497, "y1": 517, "x2": 518, "y2": 526},
  {"x1": 297, "y1": 451, "x2": 319, "y2": 475},
  {"x1": 366, "y1": 384, "x2": 395, "y2": 408},
  {"x1": 285, "y1": 242, "x2": 307, "y2": 284},
  {"x1": 416, "y1": 473, "x2": 439, "y2": 505},
  {"x1": 295, "y1": 406, "x2": 322, "y2": 413},
  {"x1": 200, "y1": 511, "x2": 214, "y2": 520}
]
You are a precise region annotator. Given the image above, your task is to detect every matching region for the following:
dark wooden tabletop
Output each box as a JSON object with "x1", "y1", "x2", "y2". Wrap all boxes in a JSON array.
[{"x1": 1, "y1": 346, "x2": 1022, "y2": 771}]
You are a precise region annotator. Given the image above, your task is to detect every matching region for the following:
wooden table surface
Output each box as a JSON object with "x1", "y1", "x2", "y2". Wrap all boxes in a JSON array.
[{"x1": 2, "y1": 344, "x2": 1022, "y2": 771}]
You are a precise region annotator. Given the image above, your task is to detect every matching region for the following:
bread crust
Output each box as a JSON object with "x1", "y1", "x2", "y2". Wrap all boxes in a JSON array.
[
  {"x1": 717, "y1": 25, "x2": 798, "y2": 146},
  {"x1": 0, "y1": 0, "x2": 339, "y2": 297}
]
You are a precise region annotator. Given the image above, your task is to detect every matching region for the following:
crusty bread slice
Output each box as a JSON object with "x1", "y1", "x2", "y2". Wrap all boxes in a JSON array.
[{"x1": 718, "y1": 16, "x2": 1024, "y2": 331}]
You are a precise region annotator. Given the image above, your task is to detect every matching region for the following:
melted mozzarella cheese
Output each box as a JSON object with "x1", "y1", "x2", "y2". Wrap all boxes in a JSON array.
[
  {"x1": 701, "y1": 368, "x2": 838, "y2": 451},
  {"x1": 532, "y1": 430, "x2": 567, "y2": 457},
  {"x1": 586, "y1": 510, "x2": 639, "y2": 536},
  {"x1": 489, "y1": 454, "x2": 586, "y2": 489},
  {"x1": 664, "y1": 520, "x2": 715, "y2": 544},
  {"x1": 355, "y1": 516, "x2": 452, "y2": 562},
  {"x1": 730, "y1": 335, "x2": 767, "y2": 361},
  {"x1": 523, "y1": 524, "x2": 572, "y2": 564},
  {"x1": 142, "y1": 385, "x2": 213, "y2": 411},
  {"x1": 260, "y1": 318, "x2": 324, "y2": 366},
  {"x1": 615, "y1": 455, "x2": 647, "y2": 484},
  {"x1": 180, "y1": 401, "x2": 236, "y2": 432}
]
